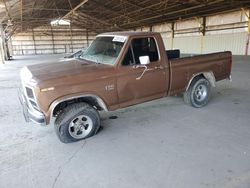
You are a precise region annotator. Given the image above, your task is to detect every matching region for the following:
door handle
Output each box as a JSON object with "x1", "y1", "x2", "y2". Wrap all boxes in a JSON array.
[{"x1": 155, "y1": 65, "x2": 164, "y2": 70}]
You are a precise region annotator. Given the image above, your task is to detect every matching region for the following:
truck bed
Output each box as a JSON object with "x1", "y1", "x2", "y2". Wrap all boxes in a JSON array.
[{"x1": 168, "y1": 51, "x2": 232, "y2": 95}]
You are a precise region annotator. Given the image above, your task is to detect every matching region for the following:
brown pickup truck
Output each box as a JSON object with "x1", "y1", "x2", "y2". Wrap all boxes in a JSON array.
[{"x1": 19, "y1": 32, "x2": 232, "y2": 143}]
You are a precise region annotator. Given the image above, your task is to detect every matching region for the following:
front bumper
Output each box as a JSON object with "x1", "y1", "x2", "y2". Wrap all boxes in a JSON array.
[{"x1": 18, "y1": 88, "x2": 46, "y2": 126}]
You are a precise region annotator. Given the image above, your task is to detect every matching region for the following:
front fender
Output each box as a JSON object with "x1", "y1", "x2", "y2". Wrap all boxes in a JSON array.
[{"x1": 45, "y1": 93, "x2": 108, "y2": 125}]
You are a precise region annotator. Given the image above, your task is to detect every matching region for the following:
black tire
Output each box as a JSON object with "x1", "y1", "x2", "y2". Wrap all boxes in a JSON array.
[
  {"x1": 183, "y1": 76, "x2": 211, "y2": 108},
  {"x1": 54, "y1": 102, "x2": 100, "y2": 143}
]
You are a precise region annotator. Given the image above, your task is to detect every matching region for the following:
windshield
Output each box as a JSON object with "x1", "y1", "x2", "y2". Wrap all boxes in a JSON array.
[{"x1": 80, "y1": 36, "x2": 125, "y2": 65}]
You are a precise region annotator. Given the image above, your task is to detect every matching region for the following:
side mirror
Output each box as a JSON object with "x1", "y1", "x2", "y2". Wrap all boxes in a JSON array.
[{"x1": 139, "y1": 56, "x2": 150, "y2": 65}]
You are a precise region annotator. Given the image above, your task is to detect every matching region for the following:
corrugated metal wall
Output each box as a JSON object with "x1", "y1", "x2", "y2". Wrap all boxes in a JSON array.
[
  {"x1": 133, "y1": 30, "x2": 249, "y2": 55},
  {"x1": 173, "y1": 36, "x2": 202, "y2": 54},
  {"x1": 159, "y1": 32, "x2": 247, "y2": 55},
  {"x1": 152, "y1": 24, "x2": 172, "y2": 49},
  {"x1": 148, "y1": 10, "x2": 250, "y2": 55},
  {"x1": 11, "y1": 10, "x2": 250, "y2": 56},
  {"x1": 11, "y1": 26, "x2": 96, "y2": 55},
  {"x1": 203, "y1": 32, "x2": 247, "y2": 54}
]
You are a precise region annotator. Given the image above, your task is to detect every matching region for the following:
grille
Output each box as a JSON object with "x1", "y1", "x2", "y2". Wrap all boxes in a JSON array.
[
  {"x1": 29, "y1": 100, "x2": 40, "y2": 111},
  {"x1": 29, "y1": 100, "x2": 38, "y2": 107},
  {"x1": 25, "y1": 87, "x2": 34, "y2": 99},
  {"x1": 24, "y1": 86, "x2": 40, "y2": 111}
]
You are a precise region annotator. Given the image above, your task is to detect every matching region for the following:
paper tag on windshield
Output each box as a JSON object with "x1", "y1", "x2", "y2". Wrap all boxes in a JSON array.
[{"x1": 112, "y1": 36, "x2": 126, "y2": 43}]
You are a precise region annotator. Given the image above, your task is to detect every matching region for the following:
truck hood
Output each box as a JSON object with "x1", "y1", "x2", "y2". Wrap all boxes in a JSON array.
[{"x1": 21, "y1": 58, "x2": 115, "y2": 88}]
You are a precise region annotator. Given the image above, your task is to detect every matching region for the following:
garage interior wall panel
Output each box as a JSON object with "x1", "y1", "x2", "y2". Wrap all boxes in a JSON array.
[
  {"x1": 169, "y1": 33, "x2": 247, "y2": 55},
  {"x1": 203, "y1": 32, "x2": 247, "y2": 55},
  {"x1": 152, "y1": 23, "x2": 172, "y2": 50},
  {"x1": 12, "y1": 26, "x2": 96, "y2": 55},
  {"x1": 206, "y1": 11, "x2": 247, "y2": 26},
  {"x1": 175, "y1": 19, "x2": 201, "y2": 30},
  {"x1": 161, "y1": 35, "x2": 172, "y2": 50},
  {"x1": 141, "y1": 27, "x2": 150, "y2": 31},
  {"x1": 11, "y1": 10, "x2": 249, "y2": 56},
  {"x1": 148, "y1": 10, "x2": 249, "y2": 55},
  {"x1": 152, "y1": 23, "x2": 172, "y2": 32},
  {"x1": 173, "y1": 36, "x2": 202, "y2": 54}
]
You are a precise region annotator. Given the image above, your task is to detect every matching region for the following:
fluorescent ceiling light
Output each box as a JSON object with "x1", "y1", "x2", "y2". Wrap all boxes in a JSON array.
[
  {"x1": 0, "y1": 3, "x2": 5, "y2": 8},
  {"x1": 51, "y1": 19, "x2": 70, "y2": 26}
]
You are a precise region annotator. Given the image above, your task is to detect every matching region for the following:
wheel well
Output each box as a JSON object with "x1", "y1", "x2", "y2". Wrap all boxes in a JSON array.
[
  {"x1": 193, "y1": 74, "x2": 205, "y2": 81},
  {"x1": 52, "y1": 96, "x2": 105, "y2": 117},
  {"x1": 186, "y1": 72, "x2": 215, "y2": 91}
]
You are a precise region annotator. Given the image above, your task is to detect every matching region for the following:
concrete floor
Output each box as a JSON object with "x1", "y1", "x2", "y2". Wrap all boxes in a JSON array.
[{"x1": 0, "y1": 54, "x2": 250, "y2": 188}]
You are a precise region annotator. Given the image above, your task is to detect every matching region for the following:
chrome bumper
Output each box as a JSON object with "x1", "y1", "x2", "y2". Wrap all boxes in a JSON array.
[{"x1": 18, "y1": 88, "x2": 46, "y2": 126}]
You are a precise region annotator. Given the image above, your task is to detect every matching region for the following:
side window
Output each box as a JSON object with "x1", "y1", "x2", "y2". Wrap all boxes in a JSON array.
[
  {"x1": 122, "y1": 46, "x2": 134, "y2": 66},
  {"x1": 131, "y1": 37, "x2": 159, "y2": 64}
]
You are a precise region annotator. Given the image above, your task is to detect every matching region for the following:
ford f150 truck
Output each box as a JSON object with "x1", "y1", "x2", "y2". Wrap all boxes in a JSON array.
[{"x1": 19, "y1": 32, "x2": 232, "y2": 143}]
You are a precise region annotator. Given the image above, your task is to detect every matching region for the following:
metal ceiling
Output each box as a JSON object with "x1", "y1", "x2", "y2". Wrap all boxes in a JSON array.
[{"x1": 1, "y1": 0, "x2": 250, "y2": 36}]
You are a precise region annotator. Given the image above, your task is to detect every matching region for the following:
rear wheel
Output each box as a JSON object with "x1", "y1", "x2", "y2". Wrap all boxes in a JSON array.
[
  {"x1": 184, "y1": 76, "x2": 211, "y2": 108},
  {"x1": 54, "y1": 102, "x2": 100, "y2": 143}
]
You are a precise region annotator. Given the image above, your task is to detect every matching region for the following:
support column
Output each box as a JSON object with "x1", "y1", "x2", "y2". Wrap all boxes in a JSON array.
[
  {"x1": 201, "y1": 16, "x2": 206, "y2": 54},
  {"x1": 32, "y1": 28, "x2": 37, "y2": 55},
  {"x1": 195, "y1": 17, "x2": 206, "y2": 54},
  {"x1": 7, "y1": 37, "x2": 13, "y2": 58},
  {"x1": 86, "y1": 29, "x2": 89, "y2": 47},
  {"x1": 0, "y1": 24, "x2": 7, "y2": 63},
  {"x1": 0, "y1": 38, "x2": 4, "y2": 64},
  {"x1": 150, "y1": 26, "x2": 153, "y2": 32},
  {"x1": 243, "y1": 8, "x2": 250, "y2": 56},
  {"x1": 246, "y1": 20, "x2": 250, "y2": 56},
  {"x1": 248, "y1": 9, "x2": 250, "y2": 33},
  {"x1": 246, "y1": 10, "x2": 250, "y2": 56},
  {"x1": 50, "y1": 26, "x2": 55, "y2": 54},
  {"x1": 69, "y1": 24, "x2": 73, "y2": 52},
  {"x1": 171, "y1": 22, "x2": 174, "y2": 50}
]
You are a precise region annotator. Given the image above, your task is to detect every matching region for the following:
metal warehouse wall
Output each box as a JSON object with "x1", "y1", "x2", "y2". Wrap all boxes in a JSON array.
[
  {"x1": 140, "y1": 10, "x2": 250, "y2": 55},
  {"x1": 169, "y1": 32, "x2": 248, "y2": 55},
  {"x1": 11, "y1": 26, "x2": 96, "y2": 55},
  {"x1": 202, "y1": 32, "x2": 248, "y2": 55},
  {"x1": 11, "y1": 10, "x2": 249, "y2": 56}
]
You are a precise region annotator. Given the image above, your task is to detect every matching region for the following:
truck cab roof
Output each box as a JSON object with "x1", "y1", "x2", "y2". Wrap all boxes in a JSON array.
[{"x1": 98, "y1": 31, "x2": 159, "y2": 37}]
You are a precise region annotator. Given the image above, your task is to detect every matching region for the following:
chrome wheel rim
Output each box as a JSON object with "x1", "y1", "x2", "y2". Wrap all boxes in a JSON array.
[
  {"x1": 194, "y1": 84, "x2": 207, "y2": 102},
  {"x1": 68, "y1": 115, "x2": 93, "y2": 139}
]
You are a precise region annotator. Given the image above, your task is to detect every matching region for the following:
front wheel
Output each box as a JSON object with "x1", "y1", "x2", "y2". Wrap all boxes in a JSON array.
[
  {"x1": 183, "y1": 76, "x2": 211, "y2": 108},
  {"x1": 54, "y1": 103, "x2": 100, "y2": 143}
]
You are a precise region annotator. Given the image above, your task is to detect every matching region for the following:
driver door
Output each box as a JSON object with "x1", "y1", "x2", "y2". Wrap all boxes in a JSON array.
[{"x1": 117, "y1": 37, "x2": 167, "y2": 108}]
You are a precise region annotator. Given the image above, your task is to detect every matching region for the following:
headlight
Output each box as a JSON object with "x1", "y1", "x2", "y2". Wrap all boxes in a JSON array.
[
  {"x1": 20, "y1": 67, "x2": 37, "y2": 86},
  {"x1": 20, "y1": 67, "x2": 32, "y2": 81}
]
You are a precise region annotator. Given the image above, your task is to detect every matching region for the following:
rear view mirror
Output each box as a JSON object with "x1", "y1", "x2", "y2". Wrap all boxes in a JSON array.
[{"x1": 139, "y1": 56, "x2": 150, "y2": 65}]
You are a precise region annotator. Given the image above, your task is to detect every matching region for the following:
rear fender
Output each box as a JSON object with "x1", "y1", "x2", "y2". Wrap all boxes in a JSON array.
[{"x1": 186, "y1": 71, "x2": 215, "y2": 91}]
